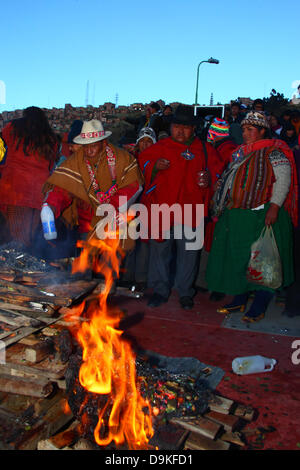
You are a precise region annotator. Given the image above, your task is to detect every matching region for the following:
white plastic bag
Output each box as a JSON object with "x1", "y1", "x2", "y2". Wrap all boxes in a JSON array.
[{"x1": 246, "y1": 226, "x2": 282, "y2": 289}]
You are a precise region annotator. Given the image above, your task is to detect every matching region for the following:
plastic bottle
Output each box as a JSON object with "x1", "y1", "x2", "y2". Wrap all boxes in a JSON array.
[
  {"x1": 41, "y1": 203, "x2": 57, "y2": 240},
  {"x1": 232, "y1": 355, "x2": 277, "y2": 375}
]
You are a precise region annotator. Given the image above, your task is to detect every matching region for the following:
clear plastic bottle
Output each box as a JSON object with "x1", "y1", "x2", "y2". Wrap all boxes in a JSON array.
[
  {"x1": 232, "y1": 355, "x2": 277, "y2": 375},
  {"x1": 41, "y1": 203, "x2": 57, "y2": 240}
]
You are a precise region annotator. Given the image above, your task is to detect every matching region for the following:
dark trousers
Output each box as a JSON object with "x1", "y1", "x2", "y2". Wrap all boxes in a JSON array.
[
  {"x1": 148, "y1": 226, "x2": 199, "y2": 298},
  {"x1": 122, "y1": 240, "x2": 149, "y2": 283}
]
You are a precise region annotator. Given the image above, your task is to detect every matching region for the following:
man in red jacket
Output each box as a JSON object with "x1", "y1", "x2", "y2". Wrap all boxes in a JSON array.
[{"x1": 138, "y1": 105, "x2": 225, "y2": 309}]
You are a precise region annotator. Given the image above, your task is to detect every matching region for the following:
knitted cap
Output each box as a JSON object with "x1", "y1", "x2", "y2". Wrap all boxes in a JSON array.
[
  {"x1": 207, "y1": 118, "x2": 230, "y2": 142},
  {"x1": 136, "y1": 127, "x2": 157, "y2": 144},
  {"x1": 241, "y1": 111, "x2": 270, "y2": 129}
]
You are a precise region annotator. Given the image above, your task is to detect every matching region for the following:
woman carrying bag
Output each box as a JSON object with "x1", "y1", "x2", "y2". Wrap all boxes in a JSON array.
[{"x1": 206, "y1": 111, "x2": 298, "y2": 323}]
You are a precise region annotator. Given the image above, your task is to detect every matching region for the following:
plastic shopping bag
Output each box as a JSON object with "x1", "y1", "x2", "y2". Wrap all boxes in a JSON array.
[{"x1": 246, "y1": 226, "x2": 282, "y2": 289}]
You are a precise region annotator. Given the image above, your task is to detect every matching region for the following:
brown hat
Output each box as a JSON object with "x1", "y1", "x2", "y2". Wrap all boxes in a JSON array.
[{"x1": 241, "y1": 111, "x2": 270, "y2": 129}]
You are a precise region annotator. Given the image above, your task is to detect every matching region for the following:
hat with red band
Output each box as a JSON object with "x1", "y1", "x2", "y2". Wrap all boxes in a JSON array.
[{"x1": 73, "y1": 119, "x2": 112, "y2": 144}]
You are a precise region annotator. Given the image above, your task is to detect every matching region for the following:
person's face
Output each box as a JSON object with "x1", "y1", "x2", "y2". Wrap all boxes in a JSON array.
[
  {"x1": 138, "y1": 137, "x2": 153, "y2": 153},
  {"x1": 231, "y1": 105, "x2": 240, "y2": 117},
  {"x1": 83, "y1": 141, "x2": 104, "y2": 159},
  {"x1": 286, "y1": 129, "x2": 295, "y2": 138},
  {"x1": 270, "y1": 116, "x2": 278, "y2": 128},
  {"x1": 145, "y1": 108, "x2": 151, "y2": 118},
  {"x1": 242, "y1": 125, "x2": 265, "y2": 144},
  {"x1": 171, "y1": 123, "x2": 195, "y2": 144},
  {"x1": 254, "y1": 103, "x2": 264, "y2": 112},
  {"x1": 69, "y1": 143, "x2": 82, "y2": 154},
  {"x1": 164, "y1": 107, "x2": 172, "y2": 116}
]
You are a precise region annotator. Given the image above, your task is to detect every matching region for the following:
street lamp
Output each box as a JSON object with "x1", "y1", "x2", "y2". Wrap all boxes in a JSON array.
[{"x1": 194, "y1": 57, "x2": 219, "y2": 106}]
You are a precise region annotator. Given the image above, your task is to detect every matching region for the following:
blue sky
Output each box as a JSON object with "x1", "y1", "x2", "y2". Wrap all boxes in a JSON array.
[{"x1": 1, "y1": 0, "x2": 299, "y2": 111}]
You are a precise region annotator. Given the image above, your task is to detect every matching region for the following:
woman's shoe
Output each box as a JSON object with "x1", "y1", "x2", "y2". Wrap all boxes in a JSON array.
[
  {"x1": 242, "y1": 290, "x2": 273, "y2": 323},
  {"x1": 217, "y1": 293, "x2": 248, "y2": 314},
  {"x1": 217, "y1": 303, "x2": 246, "y2": 314},
  {"x1": 242, "y1": 312, "x2": 265, "y2": 323}
]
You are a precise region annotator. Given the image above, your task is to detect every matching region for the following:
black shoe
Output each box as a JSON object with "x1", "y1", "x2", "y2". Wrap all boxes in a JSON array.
[
  {"x1": 147, "y1": 293, "x2": 168, "y2": 308},
  {"x1": 209, "y1": 291, "x2": 225, "y2": 302},
  {"x1": 196, "y1": 286, "x2": 209, "y2": 293},
  {"x1": 180, "y1": 296, "x2": 194, "y2": 310},
  {"x1": 134, "y1": 282, "x2": 147, "y2": 292}
]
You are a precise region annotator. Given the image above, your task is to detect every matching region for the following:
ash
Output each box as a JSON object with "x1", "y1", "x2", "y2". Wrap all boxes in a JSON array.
[
  {"x1": 135, "y1": 355, "x2": 213, "y2": 420},
  {"x1": 65, "y1": 340, "x2": 214, "y2": 446},
  {"x1": 0, "y1": 241, "x2": 54, "y2": 272}
]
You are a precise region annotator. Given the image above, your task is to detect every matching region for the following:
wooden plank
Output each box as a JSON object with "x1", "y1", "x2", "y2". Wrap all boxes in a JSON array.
[
  {"x1": 233, "y1": 404, "x2": 255, "y2": 422},
  {"x1": 0, "y1": 279, "x2": 43, "y2": 295},
  {"x1": 0, "y1": 310, "x2": 31, "y2": 327},
  {"x1": 0, "y1": 322, "x2": 20, "y2": 340},
  {"x1": 2, "y1": 341, "x2": 67, "y2": 380},
  {"x1": 220, "y1": 431, "x2": 245, "y2": 447},
  {"x1": 19, "y1": 334, "x2": 40, "y2": 346},
  {"x1": 33, "y1": 389, "x2": 66, "y2": 417},
  {"x1": 72, "y1": 439, "x2": 96, "y2": 450},
  {"x1": 208, "y1": 395, "x2": 234, "y2": 414},
  {"x1": 0, "y1": 373, "x2": 54, "y2": 398},
  {"x1": 25, "y1": 339, "x2": 54, "y2": 363},
  {"x1": 204, "y1": 410, "x2": 240, "y2": 432},
  {"x1": 37, "y1": 420, "x2": 79, "y2": 450},
  {"x1": 0, "y1": 301, "x2": 54, "y2": 315},
  {"x1": 17, "y1": 396, "x2": 74, "y2": 450},
  {"x1": 0, "y1": 292, "x2": 72, "y2": 307},
  {"x1": 171, "y1": 416, "x2": 221, "y2": 440},
  {"x1": 0, "y1": 358, "x2": 66, "y2": 381},
  {"x1": 0, "y1": 309, "x2": 48, "y2": 329},
  {"x1": 184, "y1": 432, "x2": 230, "y2": 450},
  {"x1": 39, "y1": 280, "x2": 98, "y2": 300},
  {"x1": 0, "y1": 315, "x2": 63, "y2": 347}
]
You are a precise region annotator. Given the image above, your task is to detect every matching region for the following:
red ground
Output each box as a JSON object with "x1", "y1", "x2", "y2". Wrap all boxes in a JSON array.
[{"x1": 115, "y1": 289, "x2": 300, "y2": 451}]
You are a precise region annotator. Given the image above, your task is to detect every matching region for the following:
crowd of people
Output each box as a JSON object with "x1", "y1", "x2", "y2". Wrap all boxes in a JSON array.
[{"x1": 0, "y1": 98, "x2": 299, "y2": 321}]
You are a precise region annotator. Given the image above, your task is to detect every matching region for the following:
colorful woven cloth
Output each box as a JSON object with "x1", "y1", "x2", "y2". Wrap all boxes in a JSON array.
[{"x1": 207, "y1": 118, "x2": 230, "y2": 143}]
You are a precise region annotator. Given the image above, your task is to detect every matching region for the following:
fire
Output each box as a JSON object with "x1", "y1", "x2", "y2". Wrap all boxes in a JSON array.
[{"x1": 68, "y1": 234, "x2": 154, "y2": 450}]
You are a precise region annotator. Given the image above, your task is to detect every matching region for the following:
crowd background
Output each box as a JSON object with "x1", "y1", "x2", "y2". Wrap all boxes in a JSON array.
[{"x1": 0, "y1": 90, "x2": 299, "y2": 318}]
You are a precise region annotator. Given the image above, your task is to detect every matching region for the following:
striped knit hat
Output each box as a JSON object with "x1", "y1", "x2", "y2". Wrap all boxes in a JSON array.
[{"x1": 207, "y1": 118, "x2": 230, "y2": 142}]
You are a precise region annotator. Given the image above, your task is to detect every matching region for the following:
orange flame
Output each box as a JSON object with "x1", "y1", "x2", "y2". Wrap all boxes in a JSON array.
[{"x1": 68, "y1": 234, "x2": 154, "y2": 450}]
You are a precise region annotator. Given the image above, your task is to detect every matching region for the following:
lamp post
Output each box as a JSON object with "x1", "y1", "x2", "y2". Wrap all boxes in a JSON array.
[{"x1": 194, "y1": 57, "x2": 219, "y2": 106}]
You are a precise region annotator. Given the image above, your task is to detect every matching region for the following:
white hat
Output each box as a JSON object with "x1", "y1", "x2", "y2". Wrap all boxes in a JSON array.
[{"x1": 73, "y1": 119, "x2": 112, "y2": 144}]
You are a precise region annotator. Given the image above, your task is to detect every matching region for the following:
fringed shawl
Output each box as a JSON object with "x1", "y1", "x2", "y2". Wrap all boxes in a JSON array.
[{"x1": 43, "y1": 143, "x2": 144, "y2": 241}]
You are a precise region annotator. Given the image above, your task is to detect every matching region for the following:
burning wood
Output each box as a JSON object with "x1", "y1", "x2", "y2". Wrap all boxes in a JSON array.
[
  {"x1": 0, "y1": 239, "x2": 257, "y2": 451},
  {"x1": 63, "y1": 235, "x2": 223, "y2": 451},
  {"x1": 64, "y1": 237, "x2": 154, "y2": 450}
]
